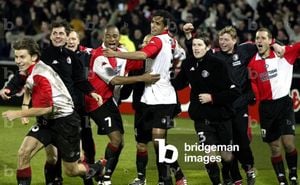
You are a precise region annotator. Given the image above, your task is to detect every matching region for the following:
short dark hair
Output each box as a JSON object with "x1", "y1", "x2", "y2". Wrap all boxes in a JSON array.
[
  {"x1": 13, "y1": 38, "x2": 41, "y2": 57},
  {"x1": 152, "y1": 10, "x2": 174, "y2": 27},
  {"x1": 50, "y1": 20, "x2": 71, "y2": 35},
  {"x1": 256, "y1": 27, "x2": 273, "y2": 38},
  {"x1": 193, "y1": 32, "x2": 211, "y2": 47}
]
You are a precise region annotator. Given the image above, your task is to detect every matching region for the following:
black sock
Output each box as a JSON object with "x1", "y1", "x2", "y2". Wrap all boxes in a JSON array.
[
  {"x1": 229, "y1": 158, "x2": 242, "y2": 181},
  {"x1": 271, "y1": 155, "x2": 287, "y2": 183},
  {"x1": 17, "y1": 167, "x2": 31, "y2": 185},
  {"x1": 54, "y1": 150, "x2": 63, "y2": 182},
  {"x1": 285, "y1": 149, "x2": 298, "y2": 179},
  {"x1": 81, "y1": 124, "x2": 96, "y2": 164},
  {"x1": 154, "y1": 147, "x2": 171, "y2": 182},
  {"x1": 170, "y1": 160, "x2": 184, "y2": 181},
  {"x1": 44, "y1": 162, "x2": 56, "y2": 184},
  {"x1": 104, "y1": 143, "x2": 123, "y2": 179},
  {"x1": 221, "y1": 159, "x2": 231, "y2": 181},
  {"x1": 236, "y1": 146, "x2": 254, "y2": 172},
  {"x1": 205, "y1": 162, "x2": 221, "y2": 185},
  {"x1": 136, "y1": 150, "x2": 148, "y2": 180}
]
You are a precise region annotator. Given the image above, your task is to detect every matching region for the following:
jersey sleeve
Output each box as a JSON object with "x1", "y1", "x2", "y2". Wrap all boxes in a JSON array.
[
  {"x1": 93, "y1": 56, "x2": 116, "y2": 84},
  {"x1": 141, "y1": 37, "x2": 162, "y2": 59},
  {"x1": 31, "y1": 75, "x2": 53, "y2": 107},
  {"x1": 284, "y1": 42, "x2": 300, "y2": 65},
  {"x1": 247, "y1": 60, "x2": 260, "y2": 101},
  {"x1": 238, "y1": 42, "x2": 257, "y2": 63},
  {"x1": 5, "y1": 72, "x2": 27, "y2": 95}
]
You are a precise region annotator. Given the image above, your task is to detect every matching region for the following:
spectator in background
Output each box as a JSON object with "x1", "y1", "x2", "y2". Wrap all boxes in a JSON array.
[
  {"x1": 5, "y1": 16, "x2": 26, "y2": 58},
  {"x1": 215, "y1": 3, "x2": 232, "y2": 30},
  {"x1": 0, "y1": 20, "x2": 9, "y2": 58},
  {"x1": 119, "y1": 26, "x2": 136, "y2": 52},
  {"x1": 283, "y1": 13, "x2": 300, "y2": 43}
]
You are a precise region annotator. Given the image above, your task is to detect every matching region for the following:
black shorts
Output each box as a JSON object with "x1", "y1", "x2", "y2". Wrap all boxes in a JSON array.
[
  {"x1": 27, "y1": 112, "x2": 81, "y2": 162},
  {"x1": 194, "y1": 119, "x2": 233, "y2": 146},
  {"x1": 134, "y1": 106, "x2": 151, "y2": 143},
  {"x1": 89, "y1": 98, "x2": 124, "y2": 135},
  {"x1": 134, "y1": 103, "x2": 177, "y2": 143},
  {"x1": 259, "y1": 96, "x2": 296, "y2": 143}
]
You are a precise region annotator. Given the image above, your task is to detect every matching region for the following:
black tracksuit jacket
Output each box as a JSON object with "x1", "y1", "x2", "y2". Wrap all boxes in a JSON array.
[
  {"x1": 213, "y1": 44, "x2": 257, "y2": 109},
  {"x1": 185, "y1": 39, "x2": 257, "y2": 110},
  {"x1": 171, "y1": 50, "x2": 240, "y2": 121}
]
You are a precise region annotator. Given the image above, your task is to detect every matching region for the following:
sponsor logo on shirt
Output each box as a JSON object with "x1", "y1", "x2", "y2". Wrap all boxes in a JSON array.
[
  {"x1": 259, "y1": 69, "x2": 278, "y2": 81},
  {"x1": 232, "y1": 60, "x2": 241, "y2": 66}
]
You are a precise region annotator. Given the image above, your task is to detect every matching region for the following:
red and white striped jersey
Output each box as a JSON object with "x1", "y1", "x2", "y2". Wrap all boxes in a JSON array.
[
  {"x1": 25, "y1": 61, "x2": 74, "y2": 119},
  {"x1": 85, "y1": 46, "x2": 143, "y2": 112},
  {"x1": 141, "y1": 33, "x2": 185, "y2": 105},
  {"x1": 248, "y1": 42, "x2": 300, "y2": 101}
]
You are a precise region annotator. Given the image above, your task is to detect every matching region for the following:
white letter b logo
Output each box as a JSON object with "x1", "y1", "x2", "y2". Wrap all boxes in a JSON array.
[{"x1": 155, "y1": 139, "x2": 178, "y2": 163}]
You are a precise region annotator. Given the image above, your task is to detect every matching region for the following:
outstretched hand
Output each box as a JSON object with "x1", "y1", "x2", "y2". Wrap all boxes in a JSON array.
[
  {"x1": 142, "y1": 72, "x2": 160, "y2": 84},
  {"x1": 103, "y1": 48, "x2": 117, "y2": 58},
  {"x1": 2, "y1": 110, "x2": 21, "y2": 122},
  {"x1": 0, "y1": 88, "x2": 12, "y2": 100}
]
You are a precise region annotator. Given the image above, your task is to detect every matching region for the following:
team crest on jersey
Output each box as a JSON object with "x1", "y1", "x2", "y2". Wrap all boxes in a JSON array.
[
  {"x1": 232, "y1": 54, "x2": 239, "y2": 61},
  {"x1": 232, "y1": 54, "x2": 241, "y2": 66},
  {"x1": 67, "y1": 57, "x2": 72, "y2": 64},
  {"x1": 201, "y1": 70, "x2": 209, "y2": 78}
]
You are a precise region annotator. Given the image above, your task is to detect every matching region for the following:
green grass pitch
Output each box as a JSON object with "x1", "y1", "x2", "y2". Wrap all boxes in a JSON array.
[{"x1": 0, "y1": 106, "x2": 299, "y2": 185}]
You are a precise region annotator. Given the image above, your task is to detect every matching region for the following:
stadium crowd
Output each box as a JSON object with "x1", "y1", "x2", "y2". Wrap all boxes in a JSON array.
[{"x1": 0, "y1": 0, "x2": 300, "y2": 59}]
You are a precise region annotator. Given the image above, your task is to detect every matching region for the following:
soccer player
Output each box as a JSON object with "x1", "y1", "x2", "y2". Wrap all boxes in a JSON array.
[
  {"x1": 103, "y1": 10, "x2": 187, "y2": 185},
  {"x1": 65, "y1": 30, "x2": 97, "y2": 185},
  {"x1": 1, "y1": 38, "x2": 104, "y2": 185},
  {"x1": 248, "y1": 28, "x2": 299, "y2": 185},
  {"x1": 125, "y1": 34, "x2": 186, "y2": 185},
  {"x1": 85, "y1": 25, "x2": 160, "y2": 185},
  {"x1": 0, "y1": 21, "x2": 103, "y2": 185}
]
